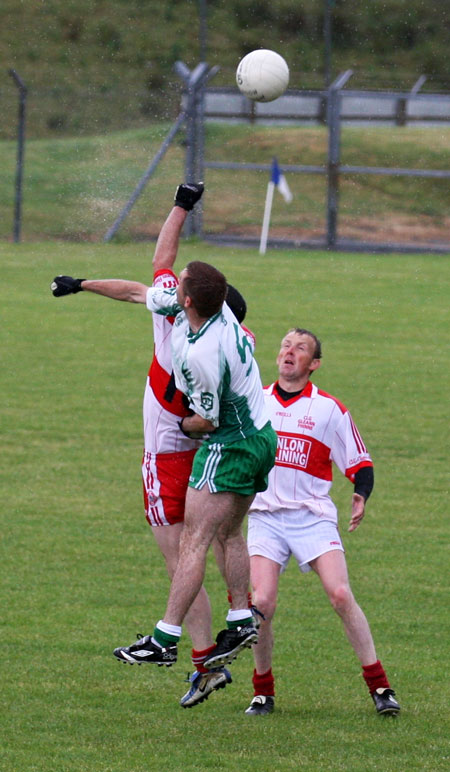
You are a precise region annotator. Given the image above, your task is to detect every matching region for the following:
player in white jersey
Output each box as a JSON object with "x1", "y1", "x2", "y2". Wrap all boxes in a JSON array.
[{"x1": 245, "y1": 328, "x2": 400, "y2": 717}]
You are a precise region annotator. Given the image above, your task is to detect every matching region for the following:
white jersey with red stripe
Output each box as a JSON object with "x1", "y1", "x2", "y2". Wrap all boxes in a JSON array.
[
  {"x1": 249, "y1": 380, "x2": 373, "y2": 525},
  {"x1": 143, "y1": 268, "x2": 200, "y2": 455}
]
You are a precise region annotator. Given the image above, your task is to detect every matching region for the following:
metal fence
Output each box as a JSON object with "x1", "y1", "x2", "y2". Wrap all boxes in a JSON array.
[
  {"x1": 201, "y1": 82, "x2": 450, "y2": 128},
  {"x1": 186, "y1": 73, "x2": 450, "y2": 254},
  {"x1": 7, "y1": 61, "x2": 448, "y2": 252},
  {"x1": 105, "y1": 70, "x2": 450, "y2": 252}
]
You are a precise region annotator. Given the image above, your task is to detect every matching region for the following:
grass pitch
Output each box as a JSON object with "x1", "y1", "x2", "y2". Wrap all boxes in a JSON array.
[{"x1": 1, "y1": 241, "x2": 449, "y2": 771}]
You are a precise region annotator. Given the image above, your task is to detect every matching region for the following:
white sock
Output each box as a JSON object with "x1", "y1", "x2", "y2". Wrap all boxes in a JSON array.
[
  {"x1": 226, "y1": 608, "x2": 252, "y2": 623},
  {"x1": 156, "y1": 620, "x2": 182, "y2": 638}
]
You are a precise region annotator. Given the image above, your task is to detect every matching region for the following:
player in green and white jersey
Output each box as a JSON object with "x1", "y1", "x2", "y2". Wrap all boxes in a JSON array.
[
  {"x1": 134, "y1": 259, "x2": 277, "y2": 671},
  {"x1": 147, "y1": 271, "x2": 268, "y2": 445}
]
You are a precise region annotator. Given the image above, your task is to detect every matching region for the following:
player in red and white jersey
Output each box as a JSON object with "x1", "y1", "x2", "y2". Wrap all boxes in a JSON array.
[
  {"x1": 245, "y1": 328, "x2": 400, "y2": 718},
  {"x1": 249, "y1": 380, "x2": 373, "y2": 525},
  {"x1": 51, "y1": 183, "x2": 250, "y2": 708},
  {"x1": 141, "y1": 264, "x2": 201, "y2": 527}
]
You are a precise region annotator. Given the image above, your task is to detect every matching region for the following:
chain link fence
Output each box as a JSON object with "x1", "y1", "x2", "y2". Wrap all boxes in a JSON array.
[{"x1": 2, "y1": 77, "x2": 449, "y2": 252}]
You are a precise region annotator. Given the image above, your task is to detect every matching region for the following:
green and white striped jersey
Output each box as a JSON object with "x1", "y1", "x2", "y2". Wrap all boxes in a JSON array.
[{"x1": 146, "y1": 287, "x2": 269, "y2": 443}]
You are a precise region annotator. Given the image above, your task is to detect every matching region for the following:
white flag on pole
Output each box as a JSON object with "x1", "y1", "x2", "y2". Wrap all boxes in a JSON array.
[{"x1": 259, "y1": 158, "x2": 292, "y2": 254}]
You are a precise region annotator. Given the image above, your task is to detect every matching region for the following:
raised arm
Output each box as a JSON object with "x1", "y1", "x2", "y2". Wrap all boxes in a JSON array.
[
  {"x1": 152, "y1": 183, "x2": 204, "y2": 273},
  {"x1": 152, "y1": 207, "x2": 188, "y2": 273}
]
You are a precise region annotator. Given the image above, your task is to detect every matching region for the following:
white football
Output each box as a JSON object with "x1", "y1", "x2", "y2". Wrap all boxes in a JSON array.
[{"x1": 236, "y1": 49, "x2": 289, "y2": 103}]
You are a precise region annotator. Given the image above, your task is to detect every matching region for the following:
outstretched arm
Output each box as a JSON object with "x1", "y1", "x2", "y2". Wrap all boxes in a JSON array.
[
  {"x1": 152, "y1": 182, "x2": 204, "y2": 273},
  {"x1": 51, "y1": 275, "x2": 149, "y2": 303},
  {"x1": 80, "y1": 279, "x2": 149, "y2": 303}
]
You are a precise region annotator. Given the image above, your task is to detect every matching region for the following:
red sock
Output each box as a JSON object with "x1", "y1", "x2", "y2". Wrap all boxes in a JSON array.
[
  {"x1": 191, "y1": 645, "x2": 216, "y2": 674},
  {"x1": 252, "y1": 667, "x2": 275, "y2": 697},
  {"x1": 362, "y1": 660, "x2": 390, "y2": 695},
  {"x1": 227, "y1": 590, "x2": 253, "y2": 608}
]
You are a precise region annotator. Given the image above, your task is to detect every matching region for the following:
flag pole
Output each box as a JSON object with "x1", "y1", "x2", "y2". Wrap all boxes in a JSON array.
[{"x1": 259, "y1": 180, "x2": 275, "y2": 255}]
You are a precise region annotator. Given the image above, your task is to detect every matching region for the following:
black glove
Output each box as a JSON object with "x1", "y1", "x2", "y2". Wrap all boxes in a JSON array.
[
  {"x1": 174, "y1": 182, "x2": 204, "y2": 211},
  {"x1": 51, "y1": 275, "x2": 85, "y2": 297}
]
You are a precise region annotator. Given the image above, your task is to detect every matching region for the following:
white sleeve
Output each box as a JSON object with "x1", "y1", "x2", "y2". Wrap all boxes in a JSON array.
[
  {"x1": 146, "y1": 285, "x2": 182, "y2": 316},
  {"x1": 177, "y1": 352, "x2": 222, "y2": 427},
  {"x1": 330, "y1": 410, "x2": 372, "y2": 482}
]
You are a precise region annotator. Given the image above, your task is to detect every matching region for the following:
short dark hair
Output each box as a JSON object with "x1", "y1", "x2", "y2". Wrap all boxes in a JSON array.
[
  {"x1": 226, "y1": 284, "x2": 247, "y2": 323},
  {"x1": 286, "y1": 328, "x2": 322, "y2": 359},
  {"x1": 183, "y1": 261, "x2": 227, "y2": 318}
]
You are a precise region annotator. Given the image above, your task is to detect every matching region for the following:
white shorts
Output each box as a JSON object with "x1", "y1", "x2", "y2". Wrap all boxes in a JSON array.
[{"x1": 247, "y1": 509, "x2": 344, "y2": 574}]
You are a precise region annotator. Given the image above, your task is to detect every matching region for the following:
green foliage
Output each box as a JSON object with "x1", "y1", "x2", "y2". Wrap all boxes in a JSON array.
[
  {"x1": 0, "y1": 0, "x2": 448, "y2": 140},
  {"x1": 232, "y1": 0, "x2": 275, "y2": 29},
  {"x1": 94, "y1": 21, "x2": 123, "y2": 53},
  {"x1": 1, "y1": 243, "x2": 449, "y2": 771}
]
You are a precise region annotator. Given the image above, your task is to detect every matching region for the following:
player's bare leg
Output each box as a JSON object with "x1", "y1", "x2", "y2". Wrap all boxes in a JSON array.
[
  {"x1": 112, "y1": 488, "x2": 225, "y2": 667},
  {"x1": 244, "y1": 555, "x2": 279, "y2": 715},
  {"x1": 160, "y1": 487, "x2": 259, "y2": 669},
  {"x1": 113, "y1": 518, "x2": 212, "y2": 666},
  {"x1": 310, "y1": 550, "x2": 377, "y2": 664},
  {"x1": 114, "y1": 487, "x2": 258, "y2": 669},
  {"x1": 164, "y1": 487, "x2": 253, "y2": 625},
  {"x1": 214, "y1": 494, "x2": 255, "y2": 612},
  {"x1": 151, "y1": 523, "x2": 213, "y2": 649},
  {"x1": 113, "y1": 495, "x2": 235, "y2": 673},
  {"x1": 151, "y1": 522, "x2": 232, "y2": 708},
  {"x1": 211, "y1": 536, "x2": 227, "y2": 583},
  {"x1": 311, "y1": 549, "x2": 400, "y2": 714},
  {"x1": 249, "y1": 555, "x2": 280, "y2": 672}
]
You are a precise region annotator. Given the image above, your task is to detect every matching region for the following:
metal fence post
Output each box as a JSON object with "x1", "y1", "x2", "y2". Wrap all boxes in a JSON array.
[
  {"x1": 193, "y1": 64, "x2": 219, "y2": 237},
  {"x1": 395, "y1": 97, "x2": 407, "y2": 127},
  {"x1": 326, "y1": 70, "x2": 352, "y2": 249},
  {"x1": 193, "y1": 80, "x2": 206, "y2": 238},
  {"x1": 175, "y1": 61, "x2": 218, "y2": 237},
  {"x1": 396, "y1": 75, "x2": 427, "y2": 127},
  {"x1": 178, "y1": 63, "x2": 207, "y2": 236},
  {"x1": 9, "y1": 69, "x2": 27, "y2": 243},
  {"x1": 410, "y1": 75, "x2": 427, "y2": 95},
  {"x1": 103, "y1": 60, "x2": 217, "y2": 242}
]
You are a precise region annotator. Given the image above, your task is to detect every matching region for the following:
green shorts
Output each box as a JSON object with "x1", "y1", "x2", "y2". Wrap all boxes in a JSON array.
[{"x1": 189, "y1": 421, "x2": 277, "y2": 496}]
